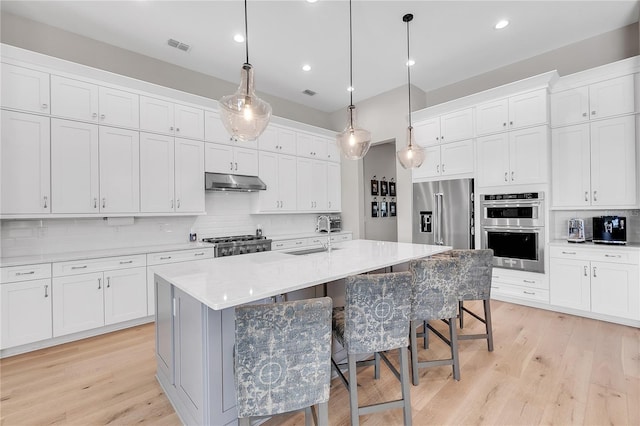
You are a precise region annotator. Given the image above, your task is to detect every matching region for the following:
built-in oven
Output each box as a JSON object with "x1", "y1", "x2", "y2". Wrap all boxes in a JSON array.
[{"x1": 480, "y1": 192, "x2": 545, "y2": 273}]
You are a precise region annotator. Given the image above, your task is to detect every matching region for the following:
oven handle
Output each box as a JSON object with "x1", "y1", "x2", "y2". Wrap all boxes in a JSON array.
[
  {"x1": 482, "y1": 226, "x2": 542, "y2": 232},
  {"x1": 481, "y1": 199, "x2": 542, "y2": 206}
]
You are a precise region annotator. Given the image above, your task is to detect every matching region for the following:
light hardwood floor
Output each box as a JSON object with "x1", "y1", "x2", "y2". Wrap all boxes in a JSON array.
[{"x1": 1, "y1": 300, "x2": 638, "y2": 425}]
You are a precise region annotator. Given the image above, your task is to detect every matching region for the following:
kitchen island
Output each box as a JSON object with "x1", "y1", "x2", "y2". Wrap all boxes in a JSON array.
[{"x1": 151, "y1": 239, "x2": 451, "y2": 425}]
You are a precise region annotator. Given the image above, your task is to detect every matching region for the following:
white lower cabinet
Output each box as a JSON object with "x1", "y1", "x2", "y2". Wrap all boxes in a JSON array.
[
  {"x1": 53, "y1": 272, "x2": 105, "y2": 336},
  {"x1": 0, "y1": 277, "x2": 52, "y2": 349},
  {"x1": 490, "y1": 269, "x2": 549, "y2": 303},
  {"x1": 550, "y1": 245, "x2": 640, "y2": 323}
]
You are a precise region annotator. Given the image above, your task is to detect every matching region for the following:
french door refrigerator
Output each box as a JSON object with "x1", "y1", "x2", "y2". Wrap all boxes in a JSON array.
[{"x1": 412, "y1": 178, "x2": 474, "y2": 249}]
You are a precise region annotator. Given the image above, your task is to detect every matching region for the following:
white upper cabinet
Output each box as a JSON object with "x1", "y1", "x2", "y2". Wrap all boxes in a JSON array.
[
  {"x1": 414, "y1": 108, "x2": 473, "y2": 146},
  {"x1": 297, "y1": 158, "x2": 327, "y2": 211},
  {"x1": 256, "y1": 151, "x2": 297, "y2": 212},
  {"x1": 551, "y1": 74, "x2": 635, "y2": 127},
  {"x1": 326, "y1": 138, "x2": 341, "y2": 163},
  {"x1": 174, "y1": 138, "x2": 205, "y2": 213},
  {"x1": 413, "y1": 140, "x2": 474, "y2": 181},
  {"x1": 476, "y1": 89, "x2": 547, "y2": 136},
  {"x1": 1, "y1": 111, "x2": 51, "y2": 215},
  {"x1": 140, "y1": 96, "x2": 204, "y2": 140},
  {"x1": 258, "y1": 125, "x2": 296, "y2": 155},
  {"x1": 50, "y1": 119, "x2": 100, "y2": 213},
  {"x1": 205, "y1": 110, "x2": 238, "y2": 145},
  {"x1": 327, "y1": 162, "x2": 341, "y2": 212},
  {"x1": 1, "y1": 63, "x2": 50, "y2": 114},
  {"x1": 297, "y1": 133, "x2": 329, "y2": 160},
  {"x1": 140, "y1": 133, "x2": 175, "y2": 213},
  {"x1": 98, "y1": 127, "x2": 140, "y2": 213},
  {"x1": 205, "y1": 143, "x2": 258, "y2": 176},
  {"x1": 551, "y1": 124, "x2": 591, "y2": 207},
  {"x1": 51, "y1": 76, "x2": 139, "y2": 128},
  {"x1": 477, "y1": 125, "x2": 548, "y2": 187}
]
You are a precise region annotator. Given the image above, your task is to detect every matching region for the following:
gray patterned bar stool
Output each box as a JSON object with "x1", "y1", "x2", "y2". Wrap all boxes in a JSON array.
[
  {"x1": 234, "y1": 297, "x2": 333, "y2": 426},
  {"x1": 444, "y1": 249, "x2": 495, "y2": 351},
  {"x1": 332, "y1": 272, "x2": 413, "y2": 426},
  {"x1": 409, "y1": 256, "x2": 462, "y2": 385}
]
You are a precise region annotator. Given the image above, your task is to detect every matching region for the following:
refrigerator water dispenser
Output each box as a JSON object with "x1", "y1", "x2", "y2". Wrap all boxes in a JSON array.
[{"x1": 420, "y1": 211, "x2": 432, "y2": 233}]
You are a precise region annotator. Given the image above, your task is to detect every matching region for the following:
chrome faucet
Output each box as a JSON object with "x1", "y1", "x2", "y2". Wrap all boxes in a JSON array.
[{"x1": 316, "y1": 215, "x2": 332, "y2": 253}]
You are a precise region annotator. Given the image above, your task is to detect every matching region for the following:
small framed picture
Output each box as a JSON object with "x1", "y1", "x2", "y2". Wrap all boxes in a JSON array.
[
  {"x1": 380, "y1": 201, "x2": 388, "y2": 217},
  {"x1": 371, "y1": 201, "x2": 379, "y2": 217},
  {"x1": 380, "y1": 180, "x2": 388, "y2": 197},
  {"x1": 389, "y1": 201, "x2": 397, "y2": 217},
  {"x1": 389, "y1": 181, "x2": 396, "y2": 197},
  {"x1": 370, "y1": 179, "x2": 379, "y2": 196}
]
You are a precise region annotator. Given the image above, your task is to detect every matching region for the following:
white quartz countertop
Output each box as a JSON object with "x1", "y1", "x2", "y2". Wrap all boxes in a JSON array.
[
  {"x1": 0, "y1": 242, "x2": 215, "y2": 268},
  {"x1": 269, "y1": 231, "x2": 352, "y2": 241},
  {"x1": 549, "y1": 240, "x2": 640, "y2": 251},
  {"x1": 151, "y1": 239, "x2": 452, "y2": 310}
]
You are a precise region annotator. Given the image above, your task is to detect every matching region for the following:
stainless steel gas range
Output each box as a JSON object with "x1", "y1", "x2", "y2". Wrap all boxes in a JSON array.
[{"x1": 202, "y1": 235, "x2": 272, "y2": 257}]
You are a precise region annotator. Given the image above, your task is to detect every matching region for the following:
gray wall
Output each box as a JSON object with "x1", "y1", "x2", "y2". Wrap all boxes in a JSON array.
[
  {"x1": 362, "y1": 142, "x2": 398, "y2": 242},
  {"x1": 0, "y1": 12, "x2": 332, "y2": 129}
]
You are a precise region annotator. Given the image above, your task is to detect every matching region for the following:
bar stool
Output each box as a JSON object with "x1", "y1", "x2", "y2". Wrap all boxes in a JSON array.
[
  {"x1": 443, "y1": 249, "x2": 495, "y2": 351},
  {"x1": 234, "y1": 297, "x2": 333, "y2": 426},
  {"x1": 332, "y1": 272, "x2": 413, "y2": 426},
  {"x1": 408, "y1": 256, "x2": 463, "y2": 385}
]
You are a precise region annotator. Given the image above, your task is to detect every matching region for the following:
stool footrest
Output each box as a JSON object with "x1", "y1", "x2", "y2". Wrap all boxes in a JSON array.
[
  {"x1": 458, "y1": 333, "x2": 489, "y2": 340},
  {"x1": 461, "y1": 306, "x2": 486, "y2": 324},
  {"x1": 359, "y1": 399, "x2": 407, "y2": 416}
]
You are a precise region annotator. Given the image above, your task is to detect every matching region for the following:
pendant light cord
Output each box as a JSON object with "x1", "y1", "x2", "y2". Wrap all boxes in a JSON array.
[
  {"x1": 349, "y1": 0, "x2": 354, "y2": 108},
  {"x1": 244, "y1": 0, "x2": 250, "y2": 65},
  {"x1": 406, "y1": 17, "x2": 412, "y2": 129}
]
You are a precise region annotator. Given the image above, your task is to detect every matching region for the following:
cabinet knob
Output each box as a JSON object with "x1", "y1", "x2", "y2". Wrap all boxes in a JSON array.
[
  {"x1": 436, "y1": 137, "x2": 439, "y2": 141},
  {"x1": 511, "y1": 171, "x2": 515, "y2": 181},
  {"x1": 591, "y1": 111, "x2": 596, "y2": 115},
  {"x1": 230, "y1": 162, "x2": 234, "y2": 171},
  {"x1": 176, "y1": 128, "x2": 180, "y2": 132},
  {"x1": 177, "y1": 199, "x2": 181, "y2": 208},
  {"x1": 582, "y1": 112, "x2": 587, "y2": 117},
  {"x1": 41, "y1": 103, "x2": 48, "y2": 110},
  {"x1": 584, "y1": 266, "x2": 587, "y2": 276},
  {"x1": 170, "y1": 126, "x2": 174, "y2": 131},
  {"x1": 593, "y1": 266, "x2": 597, "y2": 278},
  {"x1": 92, "y1": 113, "x2": 98, "y2": 118},
  {"x1": 503, "y1": 122, "x2": 507, "y2": 127},
  {"x1": 593, "y1": 190, "x2": 597, "y2": 202},
  {"x1": 504, "y1": 172, "x2": 508, "y2": 182},
  {"x1": 510, "y1": 121, "x2": 513, "y2": 125},
  {"x1": 100, "y1": 114, "x2": 105, "y2": 120},
  {"x1": 584, "y1": 191, "x2": 588, "y2": 202},
  {"x1": 43, "y1": 195, "x2": 48, "y2": 209},
  {"x1": 102, "y1": 197, "x2": 106, "y2": 208},
  {"x1": 94, "y1": 197, "x2": 98, "y2": 208}
]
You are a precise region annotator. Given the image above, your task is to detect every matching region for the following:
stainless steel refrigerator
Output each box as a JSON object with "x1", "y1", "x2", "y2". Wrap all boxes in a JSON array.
[{"x1": 412, "y1": 178, "x2": 474, "y2": 249}]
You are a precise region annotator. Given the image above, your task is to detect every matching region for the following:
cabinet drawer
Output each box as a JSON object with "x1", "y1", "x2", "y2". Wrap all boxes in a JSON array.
[
  {"x1": 1, "y1": 263, "x2": 51, "y2": 284},
  {"x1": 308, "y1": 236, "x2": 328, "y2": 246},
  {"x1": 147, "y1": 248, "x2": 214, "y2": 266},
  {"x1": 549, "y1": 246, "x2": 635, "y2": 264},
  {"x1": 492, "y1": 282, "x2": 549, "y2": 302},
  {"x1": 53, "y1": 254, "x2": 146, "y2": 277},
  {"x1": 272, "y1": 239, "x2": 307, "y2": 251},
  {"x1": 492, "y1": 270, "x2": 548, "y2": 290},
  {"x1": 330, "y1": 233, "x2": 352, "y2": 243}
]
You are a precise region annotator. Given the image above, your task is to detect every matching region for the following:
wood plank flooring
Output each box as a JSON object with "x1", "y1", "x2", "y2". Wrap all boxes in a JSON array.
[{"x1": 1, "y1": 300, "x2": 638, "y2": 425}]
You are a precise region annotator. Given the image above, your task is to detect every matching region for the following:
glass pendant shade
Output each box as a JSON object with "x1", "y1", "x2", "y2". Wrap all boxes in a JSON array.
[
  {"x1": 219, "y1": 63, "x2": 272, "y2": 142},
  {"x1": 397, "y1": 126, "x2": 425, "y2": 169},
  {"x1": 337, "y1": 105, "x2": 371, "y2": 160}
]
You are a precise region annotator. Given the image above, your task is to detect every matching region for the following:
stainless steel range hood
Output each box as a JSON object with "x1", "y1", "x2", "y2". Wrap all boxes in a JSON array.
[{"x1": 205, "y1": 172, "x2": 267, "y2": 192}]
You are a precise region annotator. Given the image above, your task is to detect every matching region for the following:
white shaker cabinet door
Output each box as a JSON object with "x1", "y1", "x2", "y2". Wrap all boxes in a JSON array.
[
  {"x1": 98, "y1": 127, "x2": 140, "y2": 213},
  {"x1": 104, "y1": 267, "x2": 148, "y2": 325},
  {"x1": 588, "y1": 74, "x2": 635, "y2": 120},
  {"x1": 175, "y1": 138, "x2": 204, "y2": 213},
  {"x1": 1, "y1": 111, "x2": 51, "y2": 214},
  {"x1": 53, "y1": 272, "x2": 104, "y2": 337},
  {"x1": 413, "y1": 146, "x2": 441, "y2": 180},
  {"x1": 140, "y1": 96, "x2": 174, "y2": 135},
  {"x1": 257, "y1": 151, "x2": 279, "y2": 211},
  {"x1": 590, "y1": 261, "x2": 640, "y2": 320},
  {"x1": 551, "y1": 124, "x2": 591, "y2": 207},
  {"x1": 327, "y1": 161, "x2": 341, "y2": 212},
  {"x1": 50, "y1": 75, "x2": 99, "y2": 122},
  {"x1": 0, "y1": 279, "x2": 52, "y2": 349},
  {"x1": 205, "y1": 110, "x2": 233, "y2": 145},
  {"x1": 326, "y1": 138, "x2": 341, "y2": 162},
  {"x1": 413, "y1": 117, "x2": 440, "y2": 146},
  {"x1": 590, "y1": 116, "x2": 636, "y2": 207},
  {"x1": 51, "y1": 119, "x2": 100, "y2": 213},
  {"x1": 140, "y1": 132, "x2": 175, "y2": 213},
  {"x1": 441, "y1": 139, "x2": 474, "y2": 176},
  {"x1": 98, "y1": 87, "x2": 139, "y2": 129},
  {"x1": 1, "y1": 63, "x2": 50, "y2": 114},
  {"x1": 277, "y1": 127, "x2": 297, "y2": 155},
  {"x1": 234, "y1": 147, "x2": 259, "y2": 176},
  {"x1": 297, "y1": 157, "x2": 314, "y2": 210},
  {"x1": 174, "y1": 104, "x2": 204, "y2": 140},
  {"x1": 205, "y1": 143, "x2": 234, "y2": 174},
  {"x1": 476, "y1": 133, "x2": 510, "y2": 186},
  {"x1": 312, "y1": 160, "x2": 328, "y2": 211},
  {"x1": 440, "y1": 108, "x2": 473, "y2": 143},
  {"x1": 550, "y1": 86, "x2": 590, "y2": 126},
  {"x1": 278, "y1": 154, "x2": 297, "y2": 211},
  {"x1": 508, "y1": 89, "x2": 548, "y2": 129},
  {"x1": 549, "y1": 258, "x2": 591, "y2": 311},
  {"x1": 476, "y1": 98, "x2": 509, "y2": 136},
  {"x1": 509, "y1": 125, "x2": 548, "y2": 185}
]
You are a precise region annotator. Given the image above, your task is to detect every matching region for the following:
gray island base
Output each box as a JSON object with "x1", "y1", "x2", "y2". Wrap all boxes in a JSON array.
[{"x1": 151, "y1": 240, "x2": 451, "y2": 425}]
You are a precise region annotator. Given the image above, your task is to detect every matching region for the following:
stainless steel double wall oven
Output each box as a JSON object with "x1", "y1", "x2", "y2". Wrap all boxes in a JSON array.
[{"x1": 480, "y1": 192, "x2": 545, "y2": 273}]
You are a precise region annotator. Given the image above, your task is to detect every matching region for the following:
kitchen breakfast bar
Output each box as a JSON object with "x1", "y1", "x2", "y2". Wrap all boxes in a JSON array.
[{"x1": 150, "y1": 239, "x2": 451, "y2": 425}]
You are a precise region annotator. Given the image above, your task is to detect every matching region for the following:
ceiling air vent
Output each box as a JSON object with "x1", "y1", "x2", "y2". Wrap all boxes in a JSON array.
[
  {"x1": 302, "y1": 89, "x2": 317, "y2": 96},
  {"x1": 167, "y1": 38, "x2": 191, "y2": 52}
]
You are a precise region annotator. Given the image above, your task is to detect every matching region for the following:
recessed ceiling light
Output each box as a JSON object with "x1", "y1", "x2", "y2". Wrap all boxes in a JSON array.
[
  {"x1": 495, "y1": 19, "x2": 509, "y2": 29},
  {"x1": 307, "y1": 0, "x2": 318, "y2": 3},
  {"x1": 347, "y1": 86, "x2": 354, "y2": 92},
  {"x1": 233, "y1": 34, "x2": 244, "y2": 43},
  {"x1": 406, "y1": 59, "x2": 415, "y2": 67},
  {"x1": 302, "y1": 64, "x2": 311, "y2": 72}
]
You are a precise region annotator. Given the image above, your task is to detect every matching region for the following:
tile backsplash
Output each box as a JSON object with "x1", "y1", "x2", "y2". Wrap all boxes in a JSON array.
[
  {"x1": 1, "y1": 192, "x2": 324, "y2": 258},
  {"x1": 551, "y1": 209, "x2": 640, "y2": 242}
]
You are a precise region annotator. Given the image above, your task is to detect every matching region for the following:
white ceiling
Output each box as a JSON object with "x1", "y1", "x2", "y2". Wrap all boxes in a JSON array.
[{"x1": 2, "y1": 1, "x2": 639, "y2": 113}]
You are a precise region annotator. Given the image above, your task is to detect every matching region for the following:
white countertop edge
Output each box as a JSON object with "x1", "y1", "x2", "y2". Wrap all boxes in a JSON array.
[
  {"x1": 150, "y1": 240, "x2": 452, "y2": 311},
  {"x1": 0, "y1": 242, "x2": 215, "y2": 268},
  {"x1": 549, "y1": 240, "x2": 640, "y2": 250},
  {"x1": 269, "y1": 231, "x2": 352, "y2": 241}
]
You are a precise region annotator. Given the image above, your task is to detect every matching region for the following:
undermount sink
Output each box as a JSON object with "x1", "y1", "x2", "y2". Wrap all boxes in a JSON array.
[{"x1": 284, "y1": 247, "x2": 341, "y2": 256}]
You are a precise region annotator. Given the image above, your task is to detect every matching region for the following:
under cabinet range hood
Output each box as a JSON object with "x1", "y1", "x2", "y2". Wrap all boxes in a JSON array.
[{"x1": 205, "y1": 172, "x2": 267, "y2": 192}]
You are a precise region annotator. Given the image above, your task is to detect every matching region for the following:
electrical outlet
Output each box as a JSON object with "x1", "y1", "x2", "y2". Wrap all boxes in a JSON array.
[{"x1": 631, "y1": 209, "x2": 640, "y2": 217}]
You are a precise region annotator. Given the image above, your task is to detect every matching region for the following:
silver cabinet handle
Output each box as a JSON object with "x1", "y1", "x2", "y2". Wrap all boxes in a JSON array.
[
  {"x1": 504, "y1": 172, "x2": 508, "y2": 182},
  {"x1": 100, "y1": 114, "x2": 105, "y2": 120},
  {"x1": 71, "y1": 265, "x2": 87, "y2": 270},
  {"x1": 442, "y1": 164, "x2": 445, "y2": 173},
  {"x1": 582, "y1": 112, "x2": 587, "y2": 117},
  {"x1": 593, "y1": 267, "x2": 597, "y2": 278},
  {"x1": 230, "y1": 162, "x2": 233, "y2": 171},
  {"x1": 98, "y1": 278, "x2": 102, "y2": 290},
  {"x1": 94, "y1": 197, "x2": 98, "y2": 208},
  {"x1": 328, "y1": 201, "x2": 332, "y2": 208},
  {"x1": 437, "y1": 165, "x2": 439, "y2": 173},
  {"x1": 171, "y1": 199, "x2": 174, "y2": 208},
  {"x1": 523, "y1": 279, "x2": 535, "y2": 284},
  {"x1": 593, "y1": 190, "x2": 597, "y2": 202},
  {"x1": 160, "y1": 256, "x2": 172, "y2": 260},
  {"x1": 435, "y1": 136, "x2": 439, "y2": 141},
  {"x1": 510, "y1": 121, "x2": 514, "y2": 125},
  {"x1": 170, "y1": 126, "x2": 174, "y2": 131},
  {"x1": 119, "y1": 260, "x2": 133, "y2": 264},
  {"x1": 441, "y1": 135, "x2": 445, "y2": 140},
  {"x1": 106, "y1": 277, "x2": 110, "y2": 288},
  {"x1": 604, "y1": 254, "x2": 621, "y2": 258},
  {"x1": 44, "y1": 284, "x2": 49, "y2": 298},
  {"x1": 503, "y1": 122, "x2": 507, "y2": 127},
  {"x1": 234, "y1": 162, "x2": 238, "y2": 171},
  {"x1": 16, "y1": 271, "x2": 35, "y2": 276},
  {"x1": 584, "y1": 191, "x2": 588, "y2": 202},
  {"x1": 511, "y1": 171, "x2": 515, "y2": 181},
  {"x1": 41, "y1": 103, "x2": 48, "y2": 110},
  {"x1": 591, "y1": 111, "x2": 596, "y2": 115},
  {"x1": 177, "y1": 199, "x2": 180, "y2": 208},
  {"x1": 523, "y1": 291, "x2": 535, "y2": 295},
  {"x1": 102, "y1": 198, "x2": 106, "y2": 208},
  {"x1": 92, "y1": 113, "x2": 98, "y2": 118},
  {"x1": 584, "y1": 266, "x2": 588, "y2": 276},
  {"x1": 562, "y1": 251, "x2": 576, "y2": 255},
  {"x1": 43, "y1": 195, "x2": 48, "y2": 209},
  {"x1": 194, "y1": 252, "x2": 205, "y2": 256},
  {"x1": 176, "y1": 128, "x2": 180, "y2": 132}
]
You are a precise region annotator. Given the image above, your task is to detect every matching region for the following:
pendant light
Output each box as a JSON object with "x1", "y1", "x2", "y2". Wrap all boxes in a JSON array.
[
  {"x1": 336, "y1": 0, "x2": 371, "y2": 160},
  {"x1": 219, "y1": 0, "x2": 272, "y2": 142},
  {"x1": 397, "y1": 13, "x2": 425, "y2": 169}
]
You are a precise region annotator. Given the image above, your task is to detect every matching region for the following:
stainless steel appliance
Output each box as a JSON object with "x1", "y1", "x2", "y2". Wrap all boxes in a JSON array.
[
  {"x1": 205, "y1": 172, "x2": 267, "y2": 192},
  {"x1": 202, "y1": 235, "x2": 272, "y2": 257},
  {"x1": 480, "y1": 192, "x2": 545, "y2": 273},
  {"x1": 413, "y1": 178, "x2": 474, "y2": 249},
  {"x1": 567, "y1": 218, "x2": 591, "y2": 243},
  {"x1": 593, "y1": 216, "x2": 627, "y2": 245},
  {"x1": 316, "y1": 215, "x2": 341, "y2": 233}
]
